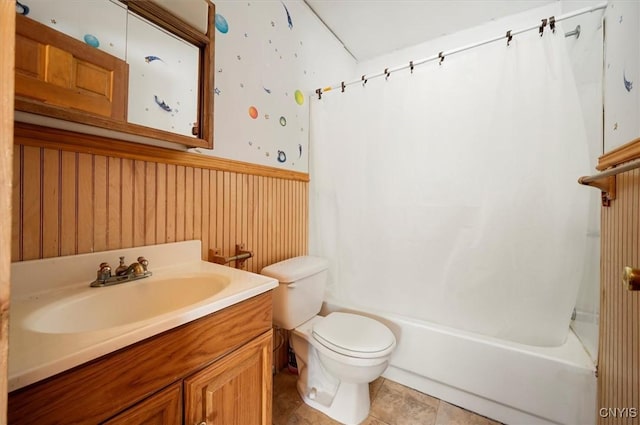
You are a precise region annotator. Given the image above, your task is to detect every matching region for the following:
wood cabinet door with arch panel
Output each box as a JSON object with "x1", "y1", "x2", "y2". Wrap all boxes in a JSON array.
[{"x1": 184, "y1": 330, "x2": 273, "y2": 425}]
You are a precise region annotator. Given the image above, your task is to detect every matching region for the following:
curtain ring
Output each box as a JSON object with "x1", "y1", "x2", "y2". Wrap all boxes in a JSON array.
[
  {"x1": 549, "y1": 16, "x2": 556, "y2": 33},
  {"x1": 506, "y1": 30, "x2": 513, "y2": 46},
  {"x1": 409, "y1": 61, "x2": 414, "y2": 74},
  {"x1": 361, "y1": 75, "x2": 367, "y2": 86},
  {"x1": 315, "y1": 88, "x2": 322, "y2": 100},
  {"x1": 539, "y1": 18, "x2": 547, "y2": 36},
  {"x1": 384, "y1": 68, "x2": 390, "y2": 80},
  {"x1": 341, "y1": 81, "x2": 345, "y2": 92},
  {"x1": 438, "y1": 51, "x2": 445, "y2": 65}
]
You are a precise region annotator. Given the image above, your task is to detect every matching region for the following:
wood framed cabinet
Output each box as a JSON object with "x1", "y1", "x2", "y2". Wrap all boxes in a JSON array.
[
  {"x1": 185, "y1": 331, "x2": 273, "y2": 425},
  {"x1": 14, "y1": 0, "x2": 215, "y2": 149},
  {"x1": 8, "y1": 292, "x2": 273, "y2": 425}
]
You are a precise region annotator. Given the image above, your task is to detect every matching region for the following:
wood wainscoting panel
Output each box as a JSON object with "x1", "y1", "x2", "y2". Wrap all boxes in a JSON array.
[
  {"x1": 12, "y1": 129, "x2": 309, "y2": 277},
  {"x1": 598, "y1": 166, "x2": 640, "y2": 424}
]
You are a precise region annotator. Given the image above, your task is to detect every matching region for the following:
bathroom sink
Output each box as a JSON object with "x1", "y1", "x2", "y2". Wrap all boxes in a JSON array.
[
  {"x1": 9, "y1": 240, "x2": 279, "y2": 392},
  {"x1": 23, "y1": 275, "x2": 230, "y2": 334}
]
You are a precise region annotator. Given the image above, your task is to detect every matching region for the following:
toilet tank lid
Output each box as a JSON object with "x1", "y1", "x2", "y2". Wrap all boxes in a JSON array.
[{"x1": 260, "y1": 256, "x2": 329, "y2": 283}]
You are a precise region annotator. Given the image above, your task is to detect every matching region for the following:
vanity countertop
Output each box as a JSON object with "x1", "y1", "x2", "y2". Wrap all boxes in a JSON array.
[{"x1": 9, "y1": 241, "x2": 277, "y2": 392}]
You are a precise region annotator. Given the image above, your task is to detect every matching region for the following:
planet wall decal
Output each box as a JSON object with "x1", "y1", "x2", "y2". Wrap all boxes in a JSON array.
[
  {"x1": 83, "y1": 34, "x2": 100, "y2": 48},
  {"x1": 215, "y1": 14, "x2": 229, "y2": 34},
  {"x1": 294, "y1": 90, "x2": 304, "y2": 105},
  {"x1": 248, "y1": 106, "x2": 258, "y2": 119}
]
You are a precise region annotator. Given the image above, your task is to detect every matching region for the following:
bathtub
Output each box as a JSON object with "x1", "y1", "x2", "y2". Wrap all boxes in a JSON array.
[{"x1": 321, "y1": 301, "x2": 596, "y2": 425}]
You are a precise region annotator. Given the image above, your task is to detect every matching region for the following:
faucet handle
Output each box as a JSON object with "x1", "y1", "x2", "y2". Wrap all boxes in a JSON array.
[
  {"x1": 115, "y1": 256, "x2": 128, "y2": 276},
  {"x1": 97, "y1": 262, "x2": 112, "y2": 281},
  {"x1": 137, "y1": 256, "x2": 149, "y2": 272}
]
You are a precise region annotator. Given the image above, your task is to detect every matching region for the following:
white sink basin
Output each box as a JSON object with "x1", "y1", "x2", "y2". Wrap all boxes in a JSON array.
[{"x1": 23, "y1": 274, "x2": 230, "y2": 334}]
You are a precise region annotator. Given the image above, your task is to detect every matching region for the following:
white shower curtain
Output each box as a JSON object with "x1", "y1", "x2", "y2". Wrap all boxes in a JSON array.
[{"x1": 309, "y1": 25, "x2": 590, "y2": 346}]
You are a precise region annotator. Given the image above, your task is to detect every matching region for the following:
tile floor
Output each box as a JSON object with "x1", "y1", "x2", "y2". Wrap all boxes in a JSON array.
[{"x1": 273, "y1": 369, "x2": 503, "y2": 425}]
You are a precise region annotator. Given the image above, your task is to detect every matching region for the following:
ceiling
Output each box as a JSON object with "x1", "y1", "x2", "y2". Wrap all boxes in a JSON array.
[{"x1": 304, "y1": 0, "x2": 557, "y2": 61}]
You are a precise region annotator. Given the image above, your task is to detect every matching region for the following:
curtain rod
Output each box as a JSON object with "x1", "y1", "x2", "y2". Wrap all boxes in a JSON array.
[{"x1": 314, "y1": 2, "x2": 607, "y2": 99}]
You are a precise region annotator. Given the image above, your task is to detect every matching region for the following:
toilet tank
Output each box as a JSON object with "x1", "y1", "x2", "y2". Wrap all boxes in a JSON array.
[{"x1": 260, "y1": 256, "x2": 329, "y2": 329}]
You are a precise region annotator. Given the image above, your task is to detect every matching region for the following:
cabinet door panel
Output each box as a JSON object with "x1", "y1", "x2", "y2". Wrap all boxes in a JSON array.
[
  {"x1": 18, "y1": 0, "x2": 127, "y2": 60},
  {"x1": 15, "y1": 15, "x2": 128, "y2": 120},
  {"x1": 185, "y1": 330, "x2": 273, "y2": 425},
  {"x1": 102, "y1": 382, "x2": 182, "y2": 425}
]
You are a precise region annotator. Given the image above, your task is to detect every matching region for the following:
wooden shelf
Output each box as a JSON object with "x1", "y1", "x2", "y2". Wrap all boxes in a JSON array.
[{"x1": 580, "y1": 137, "x2": 640, "y2": 206}]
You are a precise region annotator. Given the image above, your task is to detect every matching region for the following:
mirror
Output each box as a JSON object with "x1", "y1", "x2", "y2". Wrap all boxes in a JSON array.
[{"x1": 14, "y1": 0, "x2": 214, "y2": 149}]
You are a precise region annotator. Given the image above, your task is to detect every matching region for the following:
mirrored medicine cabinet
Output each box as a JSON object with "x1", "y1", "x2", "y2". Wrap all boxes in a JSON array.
[{"x1": 14, "y1": 0, "x2": 214, "y2": 149}]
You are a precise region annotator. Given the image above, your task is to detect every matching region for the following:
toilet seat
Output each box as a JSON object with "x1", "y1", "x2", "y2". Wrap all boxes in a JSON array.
[{"x1": 312, "y1": 312, "x2": 396, "y2": 359}]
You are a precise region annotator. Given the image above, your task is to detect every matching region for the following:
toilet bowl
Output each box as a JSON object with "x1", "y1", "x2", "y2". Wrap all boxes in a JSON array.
[
  {"x1": 261, "y1": 256, "x2": 396, "y2": 425},
  {"x1": 291, "y1": 313, "x2": 395, "y2": 424}
]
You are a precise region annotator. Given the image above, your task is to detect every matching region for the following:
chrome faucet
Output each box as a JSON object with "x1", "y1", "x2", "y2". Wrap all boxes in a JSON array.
[{"x1": 90, "y1": 256, "x2": 152, "y2": 287}]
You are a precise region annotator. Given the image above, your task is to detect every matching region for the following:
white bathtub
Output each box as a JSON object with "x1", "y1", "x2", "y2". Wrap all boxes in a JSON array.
[{"x1": 322, "y1": 301, "x2": 596, "y2": 425}]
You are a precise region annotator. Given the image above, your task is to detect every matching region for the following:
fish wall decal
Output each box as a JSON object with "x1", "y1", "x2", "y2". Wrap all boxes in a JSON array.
[
  {"x1": 16, "y1": 1, "x2": 29, "y2": 15},
  {"x1": 154, "y1": 95, "x2": 172, "y2": 112},
  {"x1": 282, "y1": 2, "x2": 293, "y2": 29},
  {"x1": 145, "y1": 55, "x2": 164, "y2": 63},
  {"x1": 624, "y1": 71, "x2": 633, "y2": 92}
]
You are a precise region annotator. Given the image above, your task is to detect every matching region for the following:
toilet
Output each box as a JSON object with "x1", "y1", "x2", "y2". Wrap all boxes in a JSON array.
[{"x1": 261, "y1": 256, "x2": 396, "y2": 425}]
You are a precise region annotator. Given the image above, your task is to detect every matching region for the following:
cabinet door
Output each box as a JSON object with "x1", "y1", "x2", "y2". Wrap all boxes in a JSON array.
[
  {"x1": 184, "y1": 330, "x2": 273, "y2": 425},
  {"x1": 15, "y1": 14, "x2": 128, "y2": 120},
  {"x1": 15, "y1": 0, "x2": 127, "y2": 60},
  {"x1": 102, "y1": 382, "x2": 182, "y2": 425}
]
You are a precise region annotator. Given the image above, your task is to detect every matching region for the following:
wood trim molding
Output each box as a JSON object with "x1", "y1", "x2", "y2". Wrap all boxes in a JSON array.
[
  {"x1": 597, "y1": 137, "x2": 640, "y2": 170},
  {"x1": 0, "y1": 2, "x2": 15, "y2": 421},
  {"x1": 15, "y1": 99, "x2": 210, "y2": 149},
  {"x1": 200, "y1": 2, "x2": 215, "y2": 148},
  {"x1": 125, "y1": 0, "x2": 210, "y2": 46},
  {"x1": 14, "y1": 123, "x2": 310, "y2": 182}
]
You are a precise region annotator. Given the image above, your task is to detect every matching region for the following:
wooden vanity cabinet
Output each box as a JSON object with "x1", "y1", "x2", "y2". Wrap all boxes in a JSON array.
[{"x1": 8, "y1": 292, "x2": 273, "y2": 425}]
